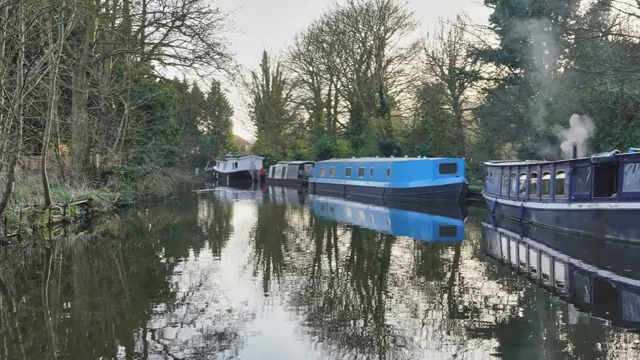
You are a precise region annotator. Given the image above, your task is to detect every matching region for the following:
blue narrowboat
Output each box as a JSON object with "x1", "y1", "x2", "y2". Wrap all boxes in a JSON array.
[
  {"x1": 309, "y1": 156, "x2": 467, "y2": 202},
  {"x1": 483, "y1": 146, "x2": 640, "y2": 242},
  {"x1": 310, "y1": 195, "x2": 466, "y2": 242},
  {"x1": 483, "y1": 215, "x2": 640, "y2": 331}
]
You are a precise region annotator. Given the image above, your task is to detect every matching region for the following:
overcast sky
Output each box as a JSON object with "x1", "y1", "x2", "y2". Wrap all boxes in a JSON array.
[{"x1": 210, "y1": 0, "x2": 491, "y2": 140}]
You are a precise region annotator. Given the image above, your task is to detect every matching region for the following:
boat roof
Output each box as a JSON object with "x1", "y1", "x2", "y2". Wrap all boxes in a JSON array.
[
  {"x1": 485, "y1": 149, "x2": 640, "y2": 167},
  {"x1": 316, "y1": 156, "x2": 459, "y2": 163},
  {"x1": 216, "y1": 154, "x2": 264, "y2": 160},
  {"x1": 276, "y1": 160, "x2": 314, "y2": 165}
]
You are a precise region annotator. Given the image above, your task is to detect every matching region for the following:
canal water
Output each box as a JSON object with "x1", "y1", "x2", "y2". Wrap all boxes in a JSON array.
[{"x1": 1, "y1": 185, "x2": 639, "y2": 359}]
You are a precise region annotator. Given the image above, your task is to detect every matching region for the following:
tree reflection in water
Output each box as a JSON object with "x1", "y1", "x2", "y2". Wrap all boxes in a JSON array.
[
  {"x1": 2, "y1": 191, "x2": 640, "y2": 359},
  {"x1": 0, "y1": 193, "x2": 249, "y2": 359}
]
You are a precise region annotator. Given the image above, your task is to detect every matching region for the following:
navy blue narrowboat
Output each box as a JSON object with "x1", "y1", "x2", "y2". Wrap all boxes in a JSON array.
[
  {"x1": 310, "y1": 195, "x2": 466, "y2": 242},
  {"x1": 309, "y1": 156, "x2": 467, "y2": 202},
  {"x1": 483, "y1": 146, "x2": 640, "y2": 242},
  {"x1": 483, "y1": 215, "x2": 640, "y2": 331}
]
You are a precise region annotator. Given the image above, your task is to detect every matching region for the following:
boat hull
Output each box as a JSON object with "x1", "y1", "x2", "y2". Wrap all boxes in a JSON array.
[
  {"x1": 215, "y1": 170, "x2": 259, "y2": 183},
  {"x1": 311, "y1": 181, "x2": 467, "y2": 202},
  {"x1": 483, "y1": 193, "x2": 640, "y2": 242}
]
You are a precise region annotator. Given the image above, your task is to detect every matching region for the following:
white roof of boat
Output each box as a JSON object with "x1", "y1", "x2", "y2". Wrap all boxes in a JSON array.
[
  {"x1": 317, "y1": 157, "x2": 457, "y2": 163},
  {"x1": 217, "y1": 154, "x2": 264, "y2": 160},
  {"x1": 485, "y1": 160, "x2": 548, "y2": 166}
]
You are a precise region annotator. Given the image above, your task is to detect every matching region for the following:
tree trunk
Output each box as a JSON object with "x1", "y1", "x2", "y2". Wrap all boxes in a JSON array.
[
  {"x1": 0, "y1": 0, "x2": 11, "y2": 173},
  {"x1": 0, "y1": 0, "x2": 25, "y2": 219},
  {"x1": 71, "y1": 0, "x2": 97, "y2": 175},
  {"x1": 41, "y1": 0, "x2": 66, "y2": 208}
]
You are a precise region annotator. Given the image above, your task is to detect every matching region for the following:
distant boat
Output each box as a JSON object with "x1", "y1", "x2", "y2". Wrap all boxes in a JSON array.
[
  {"x1": 205, "y1": 154, "x2": 265, "y2": 184},
  {"x1": 482, "y1": 145, "x2": 640, "y2": 242},
  {"x1": 266, "y1": 161, "x2": 315, "y2": 186},
  {"x1": 308, "y1": 156, "x2": 467, "y2": 202},
  {"x1": 483, "y1": 215, "x2": 640, "y2": 331},
  {"x1": 310, "y1": 194, "x2": 467, "y2": 242}
]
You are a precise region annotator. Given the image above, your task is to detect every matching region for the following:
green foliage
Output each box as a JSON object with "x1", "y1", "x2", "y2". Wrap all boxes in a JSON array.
[
  {"x1": 250, "y1": 51, "x2": 295, "y2": 160},
  {"x1": 399, "y1": 82, "x2": 462, "y2": 158},
  {"x1": 311, "y1": 135, "x2": 351, "y2": 161},
  {"x1": 516, "y1": 126, "x2": 561, "y2": 160},
  {"x1": 123, "y1": 70, "x2": 187, "y2": 167},
  {"x1": 198, "y1": 80, "x2": 235, "y2": 160}
]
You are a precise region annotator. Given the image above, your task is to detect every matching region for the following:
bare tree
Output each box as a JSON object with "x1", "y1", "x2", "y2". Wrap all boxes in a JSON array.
[
  {"x1": 0, "y1": 0, "x2": 26, "y2": 218},
  {"x1": 41, "y1": 0, "x2": 74, "y2": 207},
  {"x1": 422, "y1": 15, "x2": 483, "y2": 154}
]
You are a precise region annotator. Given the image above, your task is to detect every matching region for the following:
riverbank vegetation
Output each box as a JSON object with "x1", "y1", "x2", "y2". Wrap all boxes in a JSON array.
[
  {"x1": 246, "y1": 0, "x2": 640, "y2": 190},
  {"x1": 1, "y1": 0, "x2": 639, "y2": 232},
  {"x1": 0, "y1": 0, "x2": 238, "y2": 233}
]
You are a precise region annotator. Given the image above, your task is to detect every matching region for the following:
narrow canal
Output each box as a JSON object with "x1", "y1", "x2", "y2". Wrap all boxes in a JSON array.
[{"x1": 1, "y1": 185, "x2": 639, "y2": 359}]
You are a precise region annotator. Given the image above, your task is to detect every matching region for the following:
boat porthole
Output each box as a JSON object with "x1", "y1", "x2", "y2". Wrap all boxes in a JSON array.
[
  {"x1": 370, "y1": 168, "x2": 374, "y2": 176},
  {"x1": 386, "y1": 217, "x2": 391, "y2": 226},
  {"x1": 386, "y1": 168, "x2": 391, "y2": 177}
]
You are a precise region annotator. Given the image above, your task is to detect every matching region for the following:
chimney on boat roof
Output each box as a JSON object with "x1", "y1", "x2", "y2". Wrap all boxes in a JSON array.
[{"x1": 572, "y1": 142, "x2": 578, "y2": 159}]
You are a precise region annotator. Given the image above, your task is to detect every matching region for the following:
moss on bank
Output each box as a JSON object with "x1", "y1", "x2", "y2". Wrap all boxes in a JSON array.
[{"x1": 1, "y1": 166, "x2": 204, "y2": 238}]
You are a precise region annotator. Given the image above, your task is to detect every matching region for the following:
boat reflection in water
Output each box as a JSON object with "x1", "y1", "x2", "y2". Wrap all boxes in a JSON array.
[
  {"x1": 310, "y1": 195, "x2": 467, "y2": 242},
  {"x1": 483, "y1": 215, "x2": 640, "y2": 331},
  {"x1": 263, "y1": 185, "x2": 308, "y2": 206},
  {"x1": 205, "y1": 183, "x2": 265, "y2": 205}
]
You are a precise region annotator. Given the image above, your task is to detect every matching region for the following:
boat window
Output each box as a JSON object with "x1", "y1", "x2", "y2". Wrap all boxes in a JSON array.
[
  {"x1": 555, "y1": 170, "x2": 566, "y2": 196},
  {"x1": 541, "y1": 171, "x2": 551, "y2": 196},
  {"x1": 319, "y1": 167, "x2": 326, "y2": 176},
  {"x1": 345, "y1": 167, "x2": 352, "y2": 177},
  {"x1": 386, "y1": 168, "x2": 391, "y2": 177},
  {"x1": 269, "y1": 167, "x2": 275, "y2": 178},
  {"x1": 623, "y1": 163, "x2": 640, "y2": 192},
  {"x1": 509, "y1": 172, "x2": 517, "y2": 195},
  {"x1": 370, "y1": 168, "x2": 374, "y2": 176},
  {"x1": 329, "y1": 167, "x2": 336, "y2": 177},
  {"x1": 519, "y1": 173, "x2": 527, "y2": 195},
  {"x1": 233, "y1": 162, "x2": 238, "y2": 169},
  {"x1": 358, "y1": 167, "x2": 365, "y2": 178},
  {"x1": 594, "y1": 162, "x2": 618, "y2": 198},
  {"x1": 439, "y1": 225, "x2": 458, "y2": 238},
  {"x1": 501, "y1": 172, "x2": 509, "y2": 195},
  {"x1": 574, "y1": 166, "x2": 591, "y2": 194},
  {"x1": 530, "y1": 172, "x2": 538, "y2": 195},
  {"x1": 439, "y1": 162, "x2": 457, "y2": 175}
]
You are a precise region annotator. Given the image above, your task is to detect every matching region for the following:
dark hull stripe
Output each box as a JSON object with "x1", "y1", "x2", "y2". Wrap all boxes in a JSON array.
[
  {"x1": 484, "y1": 196, "x2": 640, "y2": 242},
  {"x1": 311, "y1": 182, "x2": 467, "y2": 202}
]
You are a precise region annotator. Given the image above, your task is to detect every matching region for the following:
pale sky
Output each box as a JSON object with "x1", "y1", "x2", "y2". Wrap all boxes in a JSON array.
[{"x1": 210, "y1": 0, "x2": 492, "y2": 141}]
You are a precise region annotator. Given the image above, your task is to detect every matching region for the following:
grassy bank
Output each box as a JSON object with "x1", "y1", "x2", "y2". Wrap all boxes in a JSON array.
[{"x1": 1, "y1": 166, "x2": 204, "y2": 237}]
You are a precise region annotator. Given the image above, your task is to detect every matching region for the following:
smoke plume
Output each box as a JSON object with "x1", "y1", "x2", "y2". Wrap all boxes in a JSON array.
[{"x1": 557, "y1": 114, "x2": 595, "y2": 159}]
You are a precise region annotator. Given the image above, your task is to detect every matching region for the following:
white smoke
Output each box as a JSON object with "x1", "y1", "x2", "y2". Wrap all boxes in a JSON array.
[
  {"x1": 557, "y1": 114, "x2": 595, "y2": 159},
  {"x1": 512, "y1": 19, "x2": 561, "y2": 129}
]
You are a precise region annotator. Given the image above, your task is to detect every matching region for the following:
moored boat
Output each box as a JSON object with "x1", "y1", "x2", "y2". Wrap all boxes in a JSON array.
[
  {"x1": 308, "y1": 156, "x2": 467, "y2": 202},
  {"x1": 482, "y1": 215, "x2": 640, "y2": 331},
  {"x1": 205, "y1": 154, "x2": 265, "y2": 184},
  {"x1": 483, "y1": 146, "x2": 640, "y2": 242},
  {"x1": 266, "y1": 161, "x2": 315, "y2": 186}
]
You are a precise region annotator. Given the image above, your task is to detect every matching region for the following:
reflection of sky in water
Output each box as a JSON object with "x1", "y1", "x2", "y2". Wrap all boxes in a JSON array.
[
  {"x1": 4, "y1": 190, "x2": 640, "y2": 359},
  {"x1": 149, "y1": 197, "x2": 524, "y2": 359}
]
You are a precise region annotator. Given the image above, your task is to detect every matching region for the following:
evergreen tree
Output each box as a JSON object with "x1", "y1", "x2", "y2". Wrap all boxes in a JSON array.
[{"x1": 200, "y1": 80, "x2": 234, "y2": 158}]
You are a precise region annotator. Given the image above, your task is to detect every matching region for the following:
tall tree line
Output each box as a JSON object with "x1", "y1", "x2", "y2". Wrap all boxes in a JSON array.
[
  {"x1": 247, "y1": 0, "x2": 640, "y2": 178},
  {"x1": 0, "y1": 0, "x2": 236, "y2": 217}
]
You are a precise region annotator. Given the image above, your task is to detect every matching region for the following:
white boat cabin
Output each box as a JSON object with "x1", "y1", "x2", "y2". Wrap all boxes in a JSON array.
[
  {"x1": 214, "y1": 154, "x2": 264, "y2": 174},
  {"x1": 268, "y1": 161, "x2": 315, "y2": 181}
]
